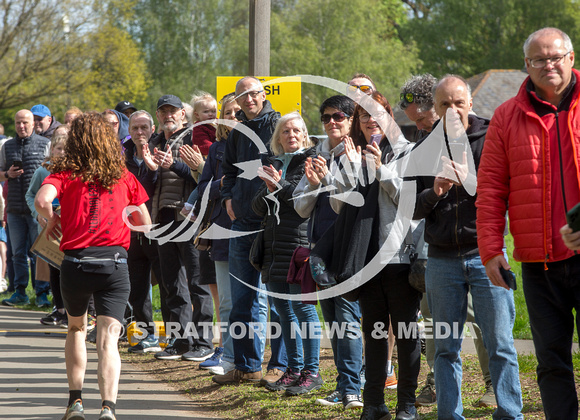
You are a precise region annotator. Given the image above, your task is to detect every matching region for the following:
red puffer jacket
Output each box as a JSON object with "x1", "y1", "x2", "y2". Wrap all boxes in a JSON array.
[{"x1": 477, "y1": 70, "x2": 580, "y2": 265}]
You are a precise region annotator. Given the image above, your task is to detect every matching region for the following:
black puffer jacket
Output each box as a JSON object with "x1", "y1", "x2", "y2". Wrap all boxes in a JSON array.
[{"x1": 251, "y1": 147, "x2": 315, "y2": 283}]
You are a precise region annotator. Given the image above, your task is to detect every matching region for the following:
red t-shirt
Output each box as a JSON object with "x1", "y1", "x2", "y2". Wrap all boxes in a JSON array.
[{"x1": 43, "y1": 169, "x2": 149, "y2": 251}]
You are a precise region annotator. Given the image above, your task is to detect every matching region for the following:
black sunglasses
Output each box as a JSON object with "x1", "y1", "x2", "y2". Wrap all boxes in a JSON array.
[{"x1": 321, "y1": 112, "x2": 350, "y2": 124}]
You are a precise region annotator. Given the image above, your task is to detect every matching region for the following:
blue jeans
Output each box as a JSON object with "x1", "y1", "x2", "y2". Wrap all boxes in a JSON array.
[
  {"x1": 7, "y1": 213, "x2": 48, "y2": 295},
  {"x1": 522, "y1": 254, "x2": 580, "y2": 420},
  {"x1": 426, "y1": 254, "x2": 523, "y2": 420},
  {"x1": 267, "y1": 282, "x2": 321, "y2": 373},
  {"x1": 215, "y1": 260, "x2": 234, "y2": 363},
  {"x1": 228, "y1": 220, "x2": 287, "y2": 373},
  {"x1": 320, "y1": 295, "x2": 363, "y2": 397}
]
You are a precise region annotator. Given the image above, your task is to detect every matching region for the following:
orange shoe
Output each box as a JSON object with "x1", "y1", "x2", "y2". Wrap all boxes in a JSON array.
[{"x1": 385, "y1": 370, "x2": 398, "y2": 389}]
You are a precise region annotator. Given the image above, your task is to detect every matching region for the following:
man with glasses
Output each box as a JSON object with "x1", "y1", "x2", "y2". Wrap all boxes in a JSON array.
[
  {"x1": 149, "y1": 94, "x2": 215, "y2": 362},
  {"x1": 399, "y1": 74, "x2": 495, "y2": 410},
  {"x1": 214, "y1": 76, "x2": 287, "y2": 385},
  {"x1": 31, "y1": 104, "x2": 61, "y2": 140},
  {"x1": 477, "y1": 27, "x2": 580, "y2": 420},
  {"x1": 348, "y1": 73, "x2": 376, "y2": 102}
]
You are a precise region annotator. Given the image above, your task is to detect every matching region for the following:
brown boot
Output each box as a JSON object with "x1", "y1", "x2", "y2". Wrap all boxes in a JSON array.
[
  {"x1": 212, "y1": 368, "x2": 262, "y2": 385},
  {"x1": 259, "y1": 368, "x2": 285, "y2": 386}
]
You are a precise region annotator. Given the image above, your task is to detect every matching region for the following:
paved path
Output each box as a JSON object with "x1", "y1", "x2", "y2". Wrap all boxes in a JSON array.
[{"x1": 0, "y1": 306, "x2": 219, "y2": 420}]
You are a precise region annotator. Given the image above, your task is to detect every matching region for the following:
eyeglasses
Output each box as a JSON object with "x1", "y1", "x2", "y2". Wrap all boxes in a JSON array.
[
  {"x1": 321, "y1": 112, "x2": 350, "y2": 124},
  {"x1": 236, "y1": 90, "x2": 264, "y2": 100},
  {"x1": 400, "y1": 92, "x2": 424, "y2": 104},
  {"x1": 359, "y1": 111, "x2": 386, "y2": 123},
  {"x1": 527, "y1": 51, "x2": 571, "y2": 68},
  {"x1": 347, "y1": 84, "x2": 373, "y2": 94}
]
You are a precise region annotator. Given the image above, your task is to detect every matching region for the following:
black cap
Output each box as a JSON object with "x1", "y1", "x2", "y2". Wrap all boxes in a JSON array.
[
  {"x1": 115, "y1": 101, "x2": 137, "y2": 113},
  {"x1": 156, "y1": 95, "x2": 183, "y2": 110}
]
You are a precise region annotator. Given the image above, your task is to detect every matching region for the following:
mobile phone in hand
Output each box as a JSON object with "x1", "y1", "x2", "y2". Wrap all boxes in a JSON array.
[
  {"x1": 13, "y1": 160, "x2": 22, "y2": 170},
  {"x1": 499, "y1": 267, "x2": 517, "y2": 290},
  {"x1": 566, "y1": 202, "x2": 580, "y2": 232},
  {"x1": 370, "y1": 134, "x2": 382, "y2": 146}
]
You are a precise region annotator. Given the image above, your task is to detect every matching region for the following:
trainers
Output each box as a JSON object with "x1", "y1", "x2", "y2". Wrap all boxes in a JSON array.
[
  {"x1": 155, "y1": 345, "x2": 189, "y2": 360},
  {"x1": 475, "y1": 382, "x2": 497, "y2": 407},
  {"x1": 212, "y1": 368, "x2": 262, "y2": 385},
  {"x1": 0, "y1": 278, "x2": 7, "y2": 293},
  {"x1": 62, "y1": 399, "x2": 85, "y2": 420},
  {"x1": 259, "y1": 368, "x2": 285, "y2": 386},
  {"x1": 344, "y1": 393, "x2": 364, "y2": 409},
  {"x1": 360, "y1": 403, "x2": 392, "y2": 420},
  {"x1": 415, "y1": 382, "x2": 436, "y2": 407},
  {"x1": 86, "y1": 314, "x2": 96, "y2": 332},
  {"x1": 395, "y1": 403, "x2": 419, "y2": 420},
  {"x1": 86, "y1": 328, "x2": 97, "y2": 344},
  {"x1": 2, "y1": 291, "x2": 30, "y2": 306},
  {"x1": 199, "y1": 347, "x2": 223, "y2": 369},
  {"x1": 98, "y1": 406, "x2": 116, "y2": 420},
  {"x1": 285, "y1": 370, "x2": 323, "y2": 396},
  {"x1": 41, "y1": 308, "x2": 66, "y2": 326},
  {"x1": 182, "y1": 345, "x2": 214, "y2": 361},
  {"x1": 316, "y1": 390, "x2": 341, "y2": 406},
  {"x1": 265, "y1": 368, "x2": 300, "y2": 392},
  {"x1": 208, "y1": 359, "x2": 235, "y2": 376},
  {"x1": 385, "y1": 369, "x2": 398, "y2": 389},
  {"x1": 128, "y1": 335, "x2": 162, "y2": 354},
  {"x1": 36, "y1": 292, "x2": 51, "y2": 308}
]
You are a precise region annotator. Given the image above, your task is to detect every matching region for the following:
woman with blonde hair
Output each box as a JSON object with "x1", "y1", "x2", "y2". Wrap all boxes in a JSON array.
[{"x1": 35, "y1": 112, "x2": 151, "y2": 420}]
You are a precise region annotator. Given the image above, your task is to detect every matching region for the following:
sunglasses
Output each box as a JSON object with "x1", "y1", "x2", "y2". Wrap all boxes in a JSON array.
[
  {"x1": 321, "y1": 112, "x2": 350, "y2": 124},
  {"x1": 347, "y1": 84, "x2": 373, "y2": 94},
  {"x1": 400, "y1": 92, "x2": 424, "y2": 104}
]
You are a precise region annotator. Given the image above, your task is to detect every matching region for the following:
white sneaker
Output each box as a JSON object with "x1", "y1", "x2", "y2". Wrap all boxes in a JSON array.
[
  {"x1": 0, "y1": 278, "x2": 7, "y2": 294},
  {"x1": 208, "y1": 360, "x2": 235, "y2": 376}
]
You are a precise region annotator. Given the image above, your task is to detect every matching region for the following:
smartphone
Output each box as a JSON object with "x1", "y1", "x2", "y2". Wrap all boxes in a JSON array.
[
  {"x1": 12, "y1": 160, "x2": 22, "y2": 170},
  {"x1": 499, "y1": 267, "x2": 517, "y2": 290},
  {"x1": 370, "y1": 134, "x2": 382, "y2": 146},
  {"x1": 448, "y1": 142, "x2": 465, "y2": 162},
  {"x1": 566, "y1": 202, "x2": 580, "y2": 232}
]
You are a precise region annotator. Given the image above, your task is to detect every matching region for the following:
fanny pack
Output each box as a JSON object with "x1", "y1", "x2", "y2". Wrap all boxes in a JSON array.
[{"x1": 63, "y1": 255, "x2": 127, "y2": 275}]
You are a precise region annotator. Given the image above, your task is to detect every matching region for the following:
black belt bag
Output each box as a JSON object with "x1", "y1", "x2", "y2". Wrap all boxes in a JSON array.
[{"x1": 63, "y1": 255, "x2": 127, "y2": 275}]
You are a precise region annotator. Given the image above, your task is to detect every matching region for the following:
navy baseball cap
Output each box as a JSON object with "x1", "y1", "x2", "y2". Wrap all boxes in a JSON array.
[
  {"x1": 157, "y1": 95, "x2": 183, "y2": 110},
  {"x1": 115, "y1": 101, "x2": 137, "y2": 113}
]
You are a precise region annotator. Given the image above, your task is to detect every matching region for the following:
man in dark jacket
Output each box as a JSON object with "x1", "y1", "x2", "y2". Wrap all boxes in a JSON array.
[
  {"x1": 414, "y1": 76, "x2": 523, "y2": 420},
  {"x1": 150, "y1": 95, "x2": 214, "y2": 362},
  {"x1": 214, "y1": 76, "x2": 287, "y2": 385},
  {"x1": 31, "y1": 104, "x2": 61, "y2": 139},
  {"x1": 1, "y1": 109, "x2": 50, "y2": 306}
]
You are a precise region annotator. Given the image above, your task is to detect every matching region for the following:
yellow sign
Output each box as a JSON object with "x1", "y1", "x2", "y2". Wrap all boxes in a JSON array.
[{"x1": 216, "y1": 76, "x2": 301, "y2": 117}]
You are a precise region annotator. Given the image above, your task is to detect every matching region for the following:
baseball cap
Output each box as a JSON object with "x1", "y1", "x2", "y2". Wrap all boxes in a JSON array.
[
  {"x1": 157, "y1": 95, "x2": 183, "y2": 110},
  {"x1": 31, "y1": 104, "x2": 51, "y2": 118},
  {"x1": 115, "y1": 100, "x2": 137, "y2": 113}
]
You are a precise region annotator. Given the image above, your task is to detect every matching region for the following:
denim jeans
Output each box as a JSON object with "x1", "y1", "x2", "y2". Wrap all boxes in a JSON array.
[
  {"x1": 266, "y1": 282, "x2": 321, "y2": 374},
  {"x1": 522, "y1": 254, "x2": 580, "y2": 420},
  {"x1": 7, "y1": 213, "x2": 48, "y2": 295},
  {"x1": 426, "y1": 254, "x2": 523, "y2": 420},
  {"x1": 228, "y1": 219, "x2": 287, "y2": 373},
  {"x1": 359, "y1": 264, "x2": 422, "y2": 407},
  {"x1": 320, "y1": 295, "x2": 363, "y2": 397},
  {"x1": 215, "y1": 260, "x2": 234, "y2": 363}
]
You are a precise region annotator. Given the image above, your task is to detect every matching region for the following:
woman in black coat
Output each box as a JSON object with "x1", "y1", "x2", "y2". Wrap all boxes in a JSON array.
[{"x1": 251, "y1": 112, "x2": 323, "y2": 397}]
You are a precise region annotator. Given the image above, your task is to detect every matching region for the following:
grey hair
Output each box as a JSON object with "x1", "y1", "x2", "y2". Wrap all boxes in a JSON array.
[
  {"x1": 270, "y1": 112, "x2": 312, "y2": 156},
  {"x1": 523, "y1": 27, "x2": 574, "y2": 56},
  {"x1": 433, "y1": 74, "x2": 472, "y2": 100},
  {"x1": 129, "y1": 110, "x2": 154, "y2": 128},
  {"x1": 399, "y1": 73, "x2": 437, "y2": 112}
]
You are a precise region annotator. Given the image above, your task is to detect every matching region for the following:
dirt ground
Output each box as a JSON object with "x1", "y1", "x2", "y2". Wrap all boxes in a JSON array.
[{"x1": 120, "y1": 343, "x2": 569, "y2": 420}]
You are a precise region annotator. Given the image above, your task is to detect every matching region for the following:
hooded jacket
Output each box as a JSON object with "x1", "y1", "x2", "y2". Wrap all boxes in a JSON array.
[
  {"x1": 414, "y1": 115, "x2": 489, "y2": 258},
  {"x1": 221, "y1": 100, "x2": 280, "y2": 223},
  {"x1": 39, "y1": 118, "x2": 62, "y2": 139},
  {"x1": 111, "y1": 110, "x2": 130, "y2": 142}
]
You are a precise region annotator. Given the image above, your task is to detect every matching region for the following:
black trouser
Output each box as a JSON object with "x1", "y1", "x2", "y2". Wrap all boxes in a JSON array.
[
  {"x1": 522, "y1": 254, "x2": 580, "y2": 420},
  {"x1": 157, "y1": 211, "x2": 213, "y2": 350},
  {"x1": 359, "y1": 263, "x2": 421, "y2": 407},
  {"x1": 49, "y1": 265, "x2": 63, "y2": 309},
  {"x1": 128, "y1": 233, "x2": 162, "y2": 336}
]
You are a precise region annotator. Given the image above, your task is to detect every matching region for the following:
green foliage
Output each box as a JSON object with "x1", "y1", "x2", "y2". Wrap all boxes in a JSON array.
[{"x1": 399, "y1": 0, "x2": 580, "y2": 78}]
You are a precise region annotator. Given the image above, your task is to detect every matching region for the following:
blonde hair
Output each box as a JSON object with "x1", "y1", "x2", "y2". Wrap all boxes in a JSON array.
[
  {"x1": 43, "y1": 125, "x2": 69, "y2": 168},
  {"x1": 270, "y1": 112, "x2": 312, "y2": 156},
  {"x1": 190, "y1": 91, "x2": 217, "y2": 122},
  {"x1": 216, "y1": 93, "x2": 236, "y2": 141}
]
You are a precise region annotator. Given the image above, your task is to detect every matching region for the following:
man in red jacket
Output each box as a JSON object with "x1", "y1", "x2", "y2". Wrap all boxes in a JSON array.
[{"x1": 477, "y1": 27, "x2": 580, "y2": 420}]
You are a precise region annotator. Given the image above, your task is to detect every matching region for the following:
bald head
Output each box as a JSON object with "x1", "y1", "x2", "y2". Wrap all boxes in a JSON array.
[
  {"x1": 434, "y1": 76, "x2": 473, "y2": 134},
  {"x1": 15, "y1": 109, "x2": 34, "y2": 138}
]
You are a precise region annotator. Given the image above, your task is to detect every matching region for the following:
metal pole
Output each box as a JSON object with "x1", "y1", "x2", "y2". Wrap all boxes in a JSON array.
[{"x1": 248, "y1": 0, "x2": 271, "y2": 77}]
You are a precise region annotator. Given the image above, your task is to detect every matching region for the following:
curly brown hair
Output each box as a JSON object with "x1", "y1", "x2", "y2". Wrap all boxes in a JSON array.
[
  {"x1": 49, "y1": 112, "x2": 125, "y2": 190},
  {"x1": 350, "y1": 91, "x2": 394, "y2": 150}
]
